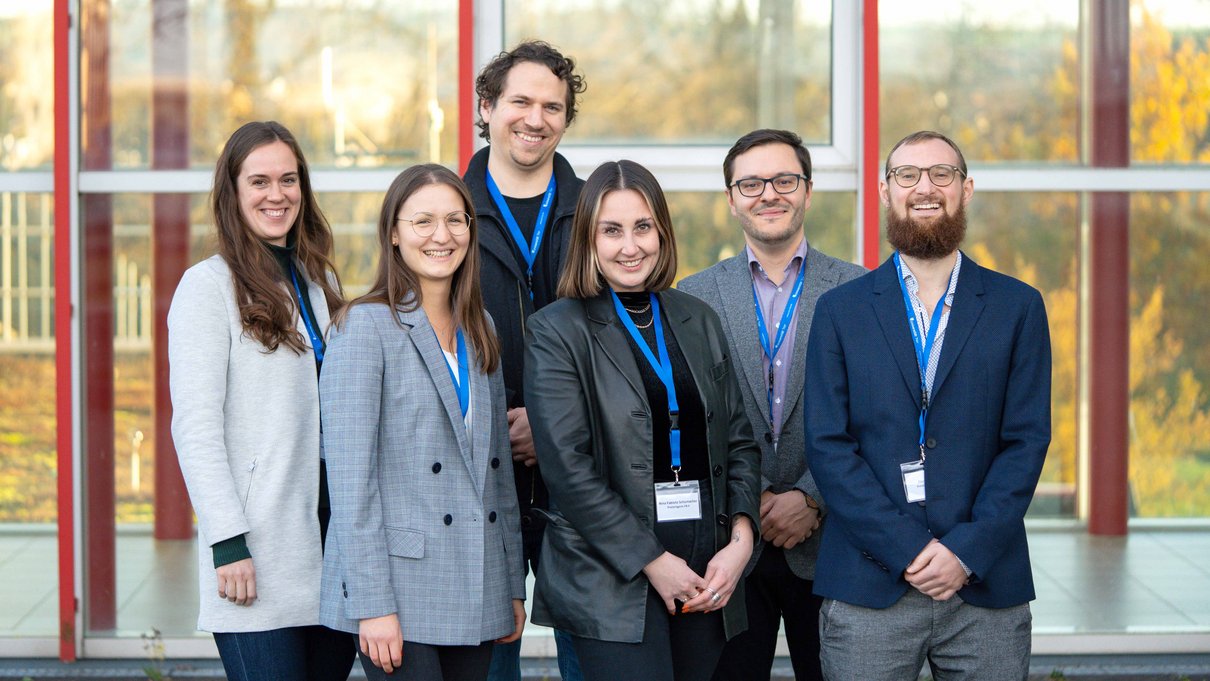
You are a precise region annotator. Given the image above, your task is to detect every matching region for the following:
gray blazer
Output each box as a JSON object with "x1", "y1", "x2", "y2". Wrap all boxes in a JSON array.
[
  {"x1": 318, "y1": 302, "x2": 526, "y2": 646},
  {"x1": 168, "y1": 255, "x2": 330, "y2": 633},
  {"x1": 679, "y1": 245, "x2": 865, "y2": 579}
]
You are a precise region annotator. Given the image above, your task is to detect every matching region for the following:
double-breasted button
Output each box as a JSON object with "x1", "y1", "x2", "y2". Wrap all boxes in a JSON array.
[
  {"x1": 491, "y1": 457, "x2": 500, "y2": 469},
  {"x1": 712, "y1": 465, "x2": 723, "y2": 478},
  {"x1": 443, "y1": 514, "x2": 453, "y2": 526},
  {"x1": 716, "y1": 513, "x2": 729, "y2": 526},
  {"x1": 432, "y1": 462, "x2": 442, "y2": 474},
  {"x1": 925, "y1": 437, "x2": 938, "y2": 449},
  {"x1": 521, "y1": 515, "x2": 533, "y2": 527},
  {"x1": 341, "y1": 581, "x2": 348, "y2": 598},
  {"x1": 763, "y1": 432, "x2": 773, "y2": 444},
  {"x1": 489, "y1": 511, "x2": 497, "y2": 523}
]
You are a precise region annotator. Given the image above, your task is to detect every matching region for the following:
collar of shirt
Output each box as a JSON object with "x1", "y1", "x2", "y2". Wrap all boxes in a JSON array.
[
  {"x1": 746, "y1": 237, "x2": 810, "y2": 285},
  {"x1": 899, "y1": 250, "x2": 963, "y2": 311}
]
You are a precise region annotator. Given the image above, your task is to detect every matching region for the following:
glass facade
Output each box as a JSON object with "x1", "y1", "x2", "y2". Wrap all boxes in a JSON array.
[{"x1": 1, "y1": 0, "x2": 1207, "y2": 656}]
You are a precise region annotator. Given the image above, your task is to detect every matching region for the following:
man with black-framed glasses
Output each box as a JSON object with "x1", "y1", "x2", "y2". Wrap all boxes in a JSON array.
[
  {"x1": 680, "y1": 129, "x2": 864, "y2": 681},
  {"x1": 805, "y1": 130, "x2": 1050, "y2": 680}
]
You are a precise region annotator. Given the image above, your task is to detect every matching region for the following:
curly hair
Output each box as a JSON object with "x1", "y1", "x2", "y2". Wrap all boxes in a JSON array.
[
  {"x1": 211, "y1": 121, "x2": 343, "y2": 354},
  {"x1": 474, "y1": 40, "x2": 586, "y2": 141}
]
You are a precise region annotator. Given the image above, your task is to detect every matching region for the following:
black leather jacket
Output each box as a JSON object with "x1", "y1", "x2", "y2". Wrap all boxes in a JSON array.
[{"x1": 523, "y1": 289, "x2": 762, "y2": 643}]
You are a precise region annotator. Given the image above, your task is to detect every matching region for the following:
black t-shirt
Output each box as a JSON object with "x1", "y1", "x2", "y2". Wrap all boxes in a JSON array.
[{"x1": 502, "y1": 193, "x2": 557, "y2": 309}]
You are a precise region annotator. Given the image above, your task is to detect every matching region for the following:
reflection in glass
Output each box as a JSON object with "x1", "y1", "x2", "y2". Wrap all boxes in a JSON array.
[
  {"x1": 91, "y1": 0, "x2": 459, "y2": 170},
  {"x1": 879, "y1": 1, "x2": 1079, "y2": 162},
  {"x1": 1129, "y1": 192, "x2": 1210, "y2": 517},
  {"x1": 1130, "y1": 2, "x2": 1210, "y2": 164},
  {"x1": 505, "y1": 0, "x2": 833, "y2": 145},
  {"x1": 0, "y1": 3, "x2": 53, "y2": 171},
  {"x1": 0, "y1": 192, "x2": 58, "y2": 636}
]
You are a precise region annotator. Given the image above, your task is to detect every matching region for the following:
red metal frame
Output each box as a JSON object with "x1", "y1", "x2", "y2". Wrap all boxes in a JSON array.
[
  {"x1": 458, "y1": 0, "x2": 475, "y2": 173},
  {"x1": 1087, "y1": 0, "x2": 1130, "y2": 536},
  {"x1": 53, "y1": 0, "x2": 76, "y2": 663},
  {"x1": 861, "y1": 0, "x2": 880, "y2": 270}
]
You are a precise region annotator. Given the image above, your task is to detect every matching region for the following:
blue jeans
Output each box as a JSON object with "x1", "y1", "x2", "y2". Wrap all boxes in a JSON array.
[
  {"x1": 486, "y1": 628, "x2": 582, "y2": 681},
  {"x1": 213, "y1": 624, "x2": 356, "y2": 681}
]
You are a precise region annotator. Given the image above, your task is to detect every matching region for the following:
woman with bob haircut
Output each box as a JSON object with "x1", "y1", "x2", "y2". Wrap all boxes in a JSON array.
[
  {"x1": 319, "y1": 164, "x2": 527, "y2": 681},
  {"x1": 522, "y1": 159, "x2": 761, "y2": 681},
  {"x1": 168, "y1": 120, "x2": 355, "y2": 680}
]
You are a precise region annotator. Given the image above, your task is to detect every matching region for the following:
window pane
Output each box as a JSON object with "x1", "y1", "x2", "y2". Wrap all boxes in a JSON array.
[
  {"x1": 86, "y1": 0, "x2": 458, "y2": 170},
  {"x1": 505, "y1": 1, "x2": 833, "y2": 145},
  {"x1": 1129, "y1": 191, "x2": 1210, "y2": 517},
  {"x1": 879, "y1": 1, "x2": 1079, "y2": 162},
  {"x1": 1131, "y1": 2, "x2": 1210, "y2": 164},
  {"x1": 0, "y1": 191, "x2": 57, "y2": 637},
  {"x1": 0, "y1": 4, "x2": 53, "y2": 171}
]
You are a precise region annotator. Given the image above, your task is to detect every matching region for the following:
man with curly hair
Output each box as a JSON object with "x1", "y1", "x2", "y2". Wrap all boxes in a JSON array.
[{"x1": 463, "y1": 40, "x2": 587, "y2": 681}]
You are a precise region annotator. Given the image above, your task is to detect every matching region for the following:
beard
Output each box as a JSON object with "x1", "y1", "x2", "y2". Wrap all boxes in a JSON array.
[{"x1": 886, "y1": 202, "x2": 967, "y2": 260}]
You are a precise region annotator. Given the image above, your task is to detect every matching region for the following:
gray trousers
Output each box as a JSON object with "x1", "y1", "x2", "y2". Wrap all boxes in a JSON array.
[{"x1": 819, "y1": 589, "x2": 1031, "y2": 681}]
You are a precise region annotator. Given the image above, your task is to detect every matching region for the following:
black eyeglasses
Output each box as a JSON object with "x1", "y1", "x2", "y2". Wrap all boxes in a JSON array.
[
  {"x1": 397, "y1": 211, "x2": 472, "y2": 237},
  {"x1": 729, "y1": 173, "x2": 809, "y2": 198},
  {"x1": 886, "y1": 164, "x2": 966, "y2": 189}
]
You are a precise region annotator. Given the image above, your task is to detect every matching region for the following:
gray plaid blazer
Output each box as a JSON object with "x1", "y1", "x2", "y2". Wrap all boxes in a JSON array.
[{"x1": 318, "y1": 301, "x2": 526, "y2": 645}]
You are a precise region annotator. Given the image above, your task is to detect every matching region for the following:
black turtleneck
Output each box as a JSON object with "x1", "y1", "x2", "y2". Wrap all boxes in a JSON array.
[
  {"x1": 267, "y1": 237, "x2": 325, "y2": 374},
  {"x1": 615, "y1": 291, "x2": 708, "y2": 483}
]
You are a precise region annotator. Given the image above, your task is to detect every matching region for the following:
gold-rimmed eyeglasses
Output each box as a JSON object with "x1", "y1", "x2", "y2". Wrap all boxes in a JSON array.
[
  {"x1": 396, "y1": 211, "x2": 472, "y2": 237},
  {"x1": 886, "y1": 164, "x2": 966, "y2": 189}
]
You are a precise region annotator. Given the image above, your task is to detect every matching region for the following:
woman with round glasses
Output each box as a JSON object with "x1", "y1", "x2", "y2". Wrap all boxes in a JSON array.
[
  {"x1": 319, "y1": 164, "x2": 526, "y2": 681},
  {"x1": 522, "y1": 160, "x2": 761, "y2": 681}
]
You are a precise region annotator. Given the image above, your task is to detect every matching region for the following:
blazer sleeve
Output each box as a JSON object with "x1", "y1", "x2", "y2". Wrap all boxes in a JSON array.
[
  {"x1": 524, "y1": 310, "x2": 665, "y2": 581},
  {"x1": 168, "y1": 264, "x2": 251, "y2": 548},
  {"x1": 938, "y1": 291, "x2": 1052, "y2": 578},
  {"x1": 805, "y1": 291, "x2": 934, "y2": 573},
  {"x1": 491, "y1": 364, "x2": 528, "y2": 600},
  {"x1": 319, "y1": 304, "x2": 397, "y2": 620}
]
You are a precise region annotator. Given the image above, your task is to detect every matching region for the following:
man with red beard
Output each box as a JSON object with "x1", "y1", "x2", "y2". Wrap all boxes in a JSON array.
[{"x1": 804, "y1": 131, "x2": 1051, "y2": 680}]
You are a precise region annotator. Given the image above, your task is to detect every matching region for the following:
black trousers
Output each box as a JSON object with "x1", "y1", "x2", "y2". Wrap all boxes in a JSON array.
[
  {"x1": 572, "y1": 483, "x2": 726, "y2": 681},
  {"x1": 358, "y1": 642, "x2": 493, "y2": 681},
  {"x1": 712, "y1": 546, "x2": 824, "y2": 681}
]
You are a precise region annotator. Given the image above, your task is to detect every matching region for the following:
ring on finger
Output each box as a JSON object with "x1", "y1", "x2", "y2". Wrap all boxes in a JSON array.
[{"x1": 710, "y1": 592, "x2": 722, "y2": 603}]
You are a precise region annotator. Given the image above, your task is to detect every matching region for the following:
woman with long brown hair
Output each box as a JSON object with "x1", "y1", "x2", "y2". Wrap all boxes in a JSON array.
[
  {"x1": 319, "y1": 164, "x2": 526, "y2": 681},
  {"x1": 168, "y1": 121, "x2": 355, "y2": 680}
]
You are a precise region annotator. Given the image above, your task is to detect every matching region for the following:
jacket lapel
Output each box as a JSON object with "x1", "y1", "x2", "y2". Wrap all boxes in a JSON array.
[
  {"x1": 585, "y1": 293, "x2": 649, "y2": 408},
  {"x1": 872, "y1": 257, "x2": 925, "y2": 410},
  {"x1": 467, "y1": 345, "x2": 491, "y2": 496},
  {"x1": 717, "y1": 256, "x2": 773, "y2": 429},
  {"x1": 782, "y1": 247, "x2": 842, "y2": 426},
  {"x1": 403, "y1": 309, "x2": 475, "y2": 473},
  {"x1": 929, "y1": 253, "x2": 985, "y2": 402}
]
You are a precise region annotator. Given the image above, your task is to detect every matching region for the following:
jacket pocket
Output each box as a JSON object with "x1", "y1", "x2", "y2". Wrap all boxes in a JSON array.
[
  {"x1": 385, "y1": 527, "x2": 425, "y2": 558},
  {"x1": 709, "y1": 359, "x2": 729, "y2": 382},
  {"x1": 240, "y1": 457, "x2": 258, "y2": 513}
]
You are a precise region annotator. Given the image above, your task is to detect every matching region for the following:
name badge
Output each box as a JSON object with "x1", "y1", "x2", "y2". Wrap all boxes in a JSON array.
[
  {"x1": 900, "y1": 459, "x2": 926, "y2": 504},
  {"x1": 654, "y1": 481, "x2": 702, "y2": 522}
]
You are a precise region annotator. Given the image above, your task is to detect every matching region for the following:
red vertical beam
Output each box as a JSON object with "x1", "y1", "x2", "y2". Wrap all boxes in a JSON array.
[
  {"x1": 458, "y1": 0, "x2": 474, "y2": 173},
  {"x1": 860, "y1": 0, "x2": 880, "y2": 270},
  {"x1": 1087, "y1": 0, "x2": 1130, "y2": 536},
  {"x1": 82, "y1": 0, "x2": 117, "y2": 629},
  {"x1": 54, "y1": 0, "x2": 77, "y2": 663},
  {"x1": 151, "y1": 0, "x2": 194, "y2": 540}
]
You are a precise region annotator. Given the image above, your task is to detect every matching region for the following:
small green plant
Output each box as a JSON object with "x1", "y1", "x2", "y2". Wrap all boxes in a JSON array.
[
  {"x1": 141, "y1": 627, "x2": 168, "y2": 681},
  {"x1": 1049, "y1": 671, "x2": 1067, "y2": 680}
]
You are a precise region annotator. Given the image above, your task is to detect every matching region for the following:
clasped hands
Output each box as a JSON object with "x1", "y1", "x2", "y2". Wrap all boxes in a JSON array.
[{"x1": 904, "y1": 538, "x2": 968, "y2": 601}]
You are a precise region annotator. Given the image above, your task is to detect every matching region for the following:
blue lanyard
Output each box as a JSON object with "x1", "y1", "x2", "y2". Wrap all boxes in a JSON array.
[
  {"x1": 289, "y1": 264, "x2": 325, "y2": 363},
  {"x1": 893, "y1": 253, "x2": 948, "y2": 453},
  {"x1": 486, "y1": 170, "x2": 556, "y2": 296},
  {"x1": 435, "y1": 327, "x2": 469, "y2": 418},
  {"x1": 610, "y1": 291, "x2": 682, "y2": 471},
  {"x1": 751, "y1": 257, "x2": 807, "y2": 419}
]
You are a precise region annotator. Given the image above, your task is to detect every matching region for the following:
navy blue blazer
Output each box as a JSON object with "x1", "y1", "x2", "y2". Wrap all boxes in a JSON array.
[{"x1": 804, "y1": 253, "x2": 1051, "y2": 610}]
